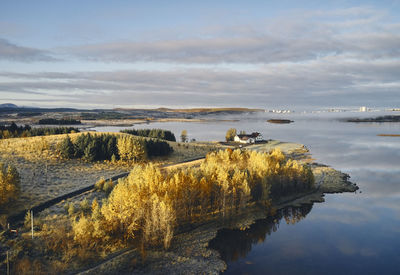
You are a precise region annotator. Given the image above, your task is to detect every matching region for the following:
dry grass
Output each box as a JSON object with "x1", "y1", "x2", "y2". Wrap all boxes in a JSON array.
[
  {"x1": 166, "y1": 141, "x2": 226, "y2": 164},
  {"x1": 163, "y1": 158, "x2": 204, "y2": 171},
  {"x1": 0, "y1": 132, "x2": 223, "y2": 216},
  {"x1": 245, "y1": 140, "x2": 312, "y2": 162},
  {"x1": 0, "y1": 133, "x2": 129, "y2": 216}
]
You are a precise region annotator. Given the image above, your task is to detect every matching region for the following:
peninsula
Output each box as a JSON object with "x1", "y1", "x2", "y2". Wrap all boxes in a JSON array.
[{"x1": 0, "y1": 128, "x2": 357, "y2": 274}]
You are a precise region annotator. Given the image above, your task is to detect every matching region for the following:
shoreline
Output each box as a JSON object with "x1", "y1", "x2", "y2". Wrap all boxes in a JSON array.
[
  {"x1": 77, "y1": 147, "x2": 358, "y2": 275},
  {"x1": 80, "y1": 118, "x2": 240, "y2": 127}
]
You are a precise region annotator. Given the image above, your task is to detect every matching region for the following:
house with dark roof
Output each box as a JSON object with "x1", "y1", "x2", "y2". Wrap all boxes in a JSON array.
[{"x1": 234, "y1": 132, "x2": 263, "y2": 144}]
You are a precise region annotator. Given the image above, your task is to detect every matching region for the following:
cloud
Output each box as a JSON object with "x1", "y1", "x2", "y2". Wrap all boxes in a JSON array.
[
  {"x1": 1, "y1": 54, "x2": 399, "y2": 108},
  {"x1": 1, "y1": 6, "x2": 399, "y2": 108},
  {"x1": 0, "y1": 38, "x2": 57, "y2": 62},
  {"x1": 65, "y1": 35, "x2": 342, "y2": 64},
  {"x1": 61, "y1": 7, "x2": 399, "y2": 65}
]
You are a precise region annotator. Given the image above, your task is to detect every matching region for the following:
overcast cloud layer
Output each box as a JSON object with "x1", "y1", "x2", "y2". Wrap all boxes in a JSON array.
[
  {"x1": 0, "y1": 38, "x2": 57, "y2": 62},
  {"x1": 0, "y1": 4, "x2": 399, "y2": 109}
]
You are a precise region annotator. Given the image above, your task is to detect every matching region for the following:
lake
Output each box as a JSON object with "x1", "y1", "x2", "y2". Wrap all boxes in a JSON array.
[{"x1": 92, "y1": 111, "x2": 400, "y2": 274}]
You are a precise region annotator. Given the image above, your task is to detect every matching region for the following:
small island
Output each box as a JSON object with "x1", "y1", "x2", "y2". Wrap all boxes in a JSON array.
[{"x1": 267, "y1": 119, "x2": 294, "y2": 124}]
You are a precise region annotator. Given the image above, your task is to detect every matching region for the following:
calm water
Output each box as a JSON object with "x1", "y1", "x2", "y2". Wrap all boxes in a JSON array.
[{"x1": 92, "y1": 111, "x2": 400, "y2": 274}]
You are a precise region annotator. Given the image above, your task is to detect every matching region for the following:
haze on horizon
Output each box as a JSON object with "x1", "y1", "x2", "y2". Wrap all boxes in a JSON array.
[{"x1": 0, "y1": 0, "x2": 399, "y2": 110}]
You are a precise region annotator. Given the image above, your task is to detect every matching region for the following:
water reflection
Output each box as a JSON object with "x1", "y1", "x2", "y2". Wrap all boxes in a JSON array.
[
  {"x1": 209, "y1": 205, "x2": 313, "y2": 262},
  {"x1": 91, "y1": 112, "x2": 400, "y2": 273}
]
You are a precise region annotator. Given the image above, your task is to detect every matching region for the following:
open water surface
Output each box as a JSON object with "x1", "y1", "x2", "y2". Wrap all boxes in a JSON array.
[{"x1": 93, "y1": 111, "x2": 400, "y2": 274}]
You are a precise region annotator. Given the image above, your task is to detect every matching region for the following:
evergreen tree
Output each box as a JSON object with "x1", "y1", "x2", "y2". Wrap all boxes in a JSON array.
[{"x1": 58, "y1": 135, "x2": 75, "y2": 159}]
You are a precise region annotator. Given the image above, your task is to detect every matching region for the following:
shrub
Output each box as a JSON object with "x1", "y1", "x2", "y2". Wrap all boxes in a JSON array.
[
  {"x1": 95, "y1": 177, "x2": 106, "y2": 191},
  {"x1": 103, "y1": 180, "x2": 114, "y2": 194},
  {"x1": 68, "y1": 202, "x2": 76, "y2": 216},
  {"x1": 80, "y1": 198, "x2": 91, "y2": 214}
]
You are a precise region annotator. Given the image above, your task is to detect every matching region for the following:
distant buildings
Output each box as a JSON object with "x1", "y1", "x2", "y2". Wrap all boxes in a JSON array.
[
  {"x1": 234, "y1": 132, "x2": 263, "y2": 144},
  {"x1": 360, "y1": 106, "x2": 368, "y2": 112},
  {"x1": 265, "y1": 109, "x2": 293, "y2": 114}
]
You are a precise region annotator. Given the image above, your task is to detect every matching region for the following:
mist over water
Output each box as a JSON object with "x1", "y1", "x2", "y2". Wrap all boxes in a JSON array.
[{"x1": 93, "y1": 111, "x2": 400, "y2": 274}]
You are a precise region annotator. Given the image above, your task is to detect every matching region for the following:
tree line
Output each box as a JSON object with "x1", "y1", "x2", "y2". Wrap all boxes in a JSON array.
[
  {"x1": 71, "y1": 148, "x2": 315, "y2": 253},
  {"x1": 0, "y1": 122, "x2": 79, "y2": 139},
  {"x1": 121, "y1": 128, "x2": 176, "y2": 142},
  {"x1": 38, "y1": 118, "x2": 81, "y2": 125},
  {"x1": 58, "y1": 133, "x2": 173, "y2": 162}
]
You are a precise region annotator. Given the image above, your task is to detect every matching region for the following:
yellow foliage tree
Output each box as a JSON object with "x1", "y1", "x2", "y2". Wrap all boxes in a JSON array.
[
  {"x1": 71, "y1": 148, "x2": 315, "y2": 252},
  {"x1": 117, "y1": 135, "x2": 147, "y2": 162},
  {"x1": 0, "y1": 162, "x2": 20, "y2": 207}
]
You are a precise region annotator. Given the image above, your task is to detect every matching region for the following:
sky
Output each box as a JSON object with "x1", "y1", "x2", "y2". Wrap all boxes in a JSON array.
[{"x1": 0, "y1": 0, "x2": 399, "y2": 110}]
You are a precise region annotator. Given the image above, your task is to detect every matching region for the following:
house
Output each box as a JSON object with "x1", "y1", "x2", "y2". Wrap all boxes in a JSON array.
[{"x1": 234, "y1": 132, "x2": 263, "y2": 144}]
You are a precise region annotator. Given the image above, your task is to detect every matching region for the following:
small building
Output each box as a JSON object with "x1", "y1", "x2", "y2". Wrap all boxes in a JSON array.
[{"x1": 234, "y1": 132, "x2": 263, "y2": 144}]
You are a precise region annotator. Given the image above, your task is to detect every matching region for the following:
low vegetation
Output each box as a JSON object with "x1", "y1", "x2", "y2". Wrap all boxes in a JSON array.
[
  {"x1": 0, "y1": 122, "x2": 79, "y2": 139},
  {"x1": 121, "y1": 129, "x2": 176, "y2": 142},
  {"x1": 94, "y1": 177, "x2": 114, "y2": 194}
]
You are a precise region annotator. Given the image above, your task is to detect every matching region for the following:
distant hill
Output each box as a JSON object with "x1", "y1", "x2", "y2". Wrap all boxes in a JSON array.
[
  {"x1": 115, "y1": 107, "x2": 264, "y2": 113},
  {"x1": 0, "y1": 103, "x2": 18, "y2": 108}
]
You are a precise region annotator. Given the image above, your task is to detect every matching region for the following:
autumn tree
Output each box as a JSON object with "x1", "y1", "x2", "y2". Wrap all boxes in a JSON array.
[
  {"x1": 117, "y1": 135, "x2": 147, "y2": 162},
  {"x1": 70, "y1": 148, "x2": 315, "y2": 254},
  {"x1": 225, "y1": 128, "x2": 237, "y2": 142},
  {"x1": 180, "y1": 130, "x2": 188, "y2": 142},
  {"x1": 0, "y1": 162, "x2": 20, "y2": 207}
]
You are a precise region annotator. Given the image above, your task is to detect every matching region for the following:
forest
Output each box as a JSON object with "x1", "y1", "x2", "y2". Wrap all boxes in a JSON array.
[
  {"x1": 38, "y1": 118, "x2": 81, "y2": 125},
  {"x1": 68, "y1": 148, "x2": 314, "y2": 256},
  {"x1": 0, "y1": 123, "x2": 79, "y2": 139},
  {"x1": 58, "y1": 133, "x2": 173, "y2": 162}
]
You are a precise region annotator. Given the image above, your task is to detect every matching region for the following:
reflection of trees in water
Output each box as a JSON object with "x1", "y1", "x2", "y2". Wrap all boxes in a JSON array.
[{"x1": 208, "y1": 204, "x2": 313, "y2": 262}]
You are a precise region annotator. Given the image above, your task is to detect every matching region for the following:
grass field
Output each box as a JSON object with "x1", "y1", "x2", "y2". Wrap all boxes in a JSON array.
[{"x1": 0, "y1": 132, "x2": 223, "y2": 216}]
